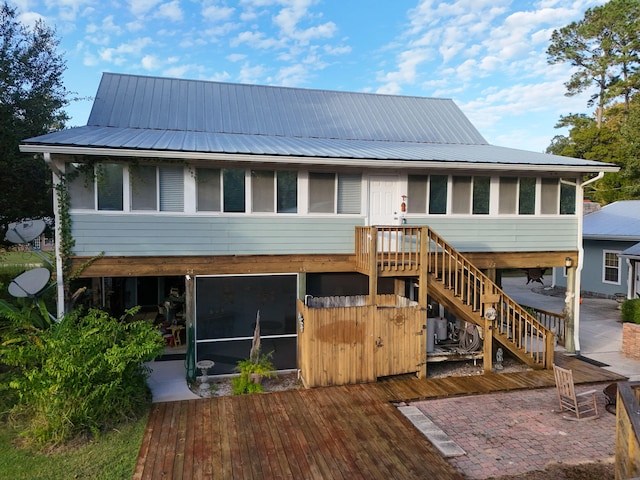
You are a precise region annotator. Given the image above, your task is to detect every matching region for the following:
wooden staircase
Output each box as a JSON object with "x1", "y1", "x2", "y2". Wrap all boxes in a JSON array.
[{"x1": 355, "y1": 226, "x2": 555, "y2": 371}]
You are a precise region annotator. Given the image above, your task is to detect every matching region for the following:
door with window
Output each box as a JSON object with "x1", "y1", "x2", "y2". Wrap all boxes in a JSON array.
[{"x1": 369, "y1": 175, "x2": 399, "y2": 225}]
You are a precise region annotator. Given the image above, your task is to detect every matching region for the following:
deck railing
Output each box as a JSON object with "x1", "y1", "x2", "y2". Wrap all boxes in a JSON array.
[{"x1": 355, "y1": 226, "x2": 555, "y2": 368}]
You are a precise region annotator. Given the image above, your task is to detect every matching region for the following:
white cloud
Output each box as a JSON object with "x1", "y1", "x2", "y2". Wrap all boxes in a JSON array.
[
  {"x1": 127, "y1": 0, "x2": 162, "y2": 17},
  {"x1": 238, "y1": 62, "x2": 268, "y2": 84},
  {"x1": 141, "y1": 54, "x2": 160, "y2": 70},
  {"x1": 202, "y1": 4, "x2": 235, "y2": 22},
  {"x1": 275, "y1": 62, "x2": 311, "y2": 86},
  {"x1": 98, "y1": 37, "x2": 154, "y2": 64},
  {"x1": 156, "y1": 1, "x2": 183, "y2": 21}
]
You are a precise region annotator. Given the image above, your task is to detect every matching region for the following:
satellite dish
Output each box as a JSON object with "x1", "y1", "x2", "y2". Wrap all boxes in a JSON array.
[
  {"x1": 8, "y1": 268, "x2": 51, "y2": 298},
  {"x1": 5, "y1": 219, "x2": 46, "y2": 244}
]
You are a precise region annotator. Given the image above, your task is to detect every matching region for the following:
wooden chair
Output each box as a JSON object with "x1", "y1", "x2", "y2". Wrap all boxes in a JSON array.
[{"x1": 552, "y1": 364, "x2": 598, "y2": 420}]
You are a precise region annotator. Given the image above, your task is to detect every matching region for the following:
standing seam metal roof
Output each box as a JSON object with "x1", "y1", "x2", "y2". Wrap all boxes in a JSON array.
[
  {"x1": 20, "y1": 73, "x2": 617, "y2": 172},
  {"x1": 85, "y1": 73, "x2": 488, "y2": 144}
]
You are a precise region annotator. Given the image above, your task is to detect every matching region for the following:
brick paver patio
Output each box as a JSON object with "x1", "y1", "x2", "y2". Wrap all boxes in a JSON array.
[{"x1": 411, "y1": 386, "x2": 615, "y2": 479}]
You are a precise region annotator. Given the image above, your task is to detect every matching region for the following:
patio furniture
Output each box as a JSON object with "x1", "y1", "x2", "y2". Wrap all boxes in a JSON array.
[
  {"x1": 603, "y1": 382, "x2": 618, "y2": 414},
  {"x1": 553, "y1": 363, "x2": 599, "y2": 420}
]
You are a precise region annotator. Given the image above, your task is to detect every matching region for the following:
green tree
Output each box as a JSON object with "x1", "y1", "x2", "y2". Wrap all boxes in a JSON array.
[
  {"x1": 547, "y1": 97, "x2": 640, "y2": 203},
  {"x1": 547, "y1": 0, "x2": 640, "y2": 126},
  {"x1": 0, "y1": 2, "x2": 68, "y2": 228}
]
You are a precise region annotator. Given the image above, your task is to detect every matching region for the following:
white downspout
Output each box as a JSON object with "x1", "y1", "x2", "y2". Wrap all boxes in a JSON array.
[
  {"x1": 44, "y1": 152, "x2": 65, "y2": 320},
  {"x1": 573, "y1": 171, "x2": 605, "y2": 354}
]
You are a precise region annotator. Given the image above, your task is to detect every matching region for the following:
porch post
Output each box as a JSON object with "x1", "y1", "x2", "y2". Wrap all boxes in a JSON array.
[
  {"x1": 184, "y1": 273, "x2": 196, "y2": 382},
  {"x1": 564, "y1": 259, "x2": 576, "y2": 353},
  {"x1": 418, "y1": 228, "x2": 429, "y2": 378},
  {"x1": 369, "y1": 227, "x2": 378, "y2": 305}
]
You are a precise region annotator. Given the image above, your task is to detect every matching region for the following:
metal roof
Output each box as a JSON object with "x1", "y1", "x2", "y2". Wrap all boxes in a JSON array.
[
  {"x1": 620, "y1": 242, "x2": 640, "y2": 259},
  {"x1": 21, "y1": 73, "x2": 618, "y2": 173},
  {"x1": 583, "y1": 200, "x2": 640, "y2": 241}
]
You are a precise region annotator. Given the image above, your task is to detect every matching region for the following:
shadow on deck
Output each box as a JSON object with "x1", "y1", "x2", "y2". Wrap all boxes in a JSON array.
[{"x1": 134, "y1": 353, "x2": 625, "y2": 480}]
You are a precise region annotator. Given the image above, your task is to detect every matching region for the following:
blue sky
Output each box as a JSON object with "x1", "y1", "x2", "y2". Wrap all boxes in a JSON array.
[{"x1": 12, "y1": 0, "x2": 607, "y2": 152}]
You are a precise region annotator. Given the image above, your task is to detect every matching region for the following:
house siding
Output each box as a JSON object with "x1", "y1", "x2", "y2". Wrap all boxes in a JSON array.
[
  {"x1": 555, "y1": 239, "x2": 633, "y2": 297},
  {"x1": 70, "y1": 213, "x2": 578, "y2": 257},
  {"x1": 70, "y1": 214, "x2": 365, "y2": 256},
  {"x1": 406, "y1": 216, "x2": 578, "y2": 252}
]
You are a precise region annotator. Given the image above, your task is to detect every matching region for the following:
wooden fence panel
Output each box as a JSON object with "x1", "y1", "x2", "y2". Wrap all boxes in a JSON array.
[
  {"x1": 297, "y1": 300, "x2": 375, "y2": 388},
  {"x1": 297, "y1": 300, "x2": 423, "y2": 387}
]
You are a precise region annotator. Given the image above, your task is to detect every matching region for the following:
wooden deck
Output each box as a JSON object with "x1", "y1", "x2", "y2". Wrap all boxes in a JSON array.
[
  {"x1": 372, "y1": 353, "x2": 624, "y2": 402},
  {"x1": 134, "y1": 354, "x2": 625, "y2": 480}
]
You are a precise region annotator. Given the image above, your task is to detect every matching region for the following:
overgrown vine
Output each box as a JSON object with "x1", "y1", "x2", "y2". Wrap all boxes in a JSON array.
[{"x1": 54, "y1": 165, "x2": 103, "y2": 313}]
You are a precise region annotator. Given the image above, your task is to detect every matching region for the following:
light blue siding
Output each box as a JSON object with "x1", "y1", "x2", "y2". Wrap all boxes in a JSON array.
[
  {"x1": 405, "y1": 217, "x2": 579, "y2": 252},
  {"x1": 71, "y1": 214, "x2": 365, "y2": 256},
  {"x1": 555, "y1": 239, "x2": 633, "y2": 297},
  {"x1": 71, "y1": 213, "x2": 579, "y2": 257}
]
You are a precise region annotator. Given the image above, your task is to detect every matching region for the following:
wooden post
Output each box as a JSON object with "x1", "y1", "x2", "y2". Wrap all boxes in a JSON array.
[
  {"x1": 565, "y1": 263, "x2": 576, "y2": 353},
  {"x1": 483, "y1": 316, "x2": 493, "y2": 373},
  {"x1": 369, "y1": 227, "x2": 378, "y2": 306},
  {"x1": 418, "y1": 228, "x2": 429, "y2": 378}
]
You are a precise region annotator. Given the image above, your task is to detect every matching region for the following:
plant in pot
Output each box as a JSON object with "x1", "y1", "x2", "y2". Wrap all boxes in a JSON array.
[{"x1": 232, "y1": 310, "x2": 275, "y2": 394}]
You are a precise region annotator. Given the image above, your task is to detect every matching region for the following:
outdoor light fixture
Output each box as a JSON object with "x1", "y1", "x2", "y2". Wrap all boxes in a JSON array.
[{"x1": 565, "y1": 257, "x2": 573, "y2": 268}]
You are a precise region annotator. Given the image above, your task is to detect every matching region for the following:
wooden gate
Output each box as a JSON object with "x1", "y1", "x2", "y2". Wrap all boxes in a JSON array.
[
  {"x1": 374, "y1": 306, "x2": 424, "y2": 379},
  {"x1": 297, "y1": 297, "x2": 424, "y2": 387}
]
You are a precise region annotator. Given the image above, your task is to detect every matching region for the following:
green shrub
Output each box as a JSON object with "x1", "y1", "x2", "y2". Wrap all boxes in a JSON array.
[
  {"x1": 231, "y1": 352, "x2": 275, "y2": 395},
  {"x1": 0, "y1": 308, "x2": 164, "y2": 446},
  {"x1": 620, "y1": 298, "x2": 640, "y2": 324}
]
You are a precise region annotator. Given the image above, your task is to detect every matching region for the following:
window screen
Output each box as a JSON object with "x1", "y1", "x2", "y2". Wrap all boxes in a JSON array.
[
  {"x1": 499, "y1": 177, "x2": 517, "y2": 214},
  {"x1": 97, "y1": 163, "x2": 123, "y2": 211},
  {"x1": 277, "y1": 171, "x2": 297, "y2": 213},
  {"x1": 252, "y1": 170, "x2": 275, "y2": 213},
  {"x1": 519, "y1": 177, "x2": 536, "y2": 215},
  {"x1": 408, "y1": 175, "x2": 427, "y2": 214},
  {"x1": 452, "y1": 176, "x2": 471, "y2": 214},
  {"x1": 309, "y1": 172, "x2": 335, "y2": 213},
  {"x1": 429, "y1": 175, "x2": 447, "y2": 214},
  {"x1": 223, "y1": 169, "x2": 246, "y2": 213},
  {"x1": 541, "y1": 178, "x2": 559, "y2": 214},
  {"x1": 67, "y1": 164, "x2": 95, "y2": 209},
  {"x1": 197, "y1": 168, "x2": 221, "y2": 212},
  {"x1": 159, "y1": 166, "x2": 184, "y2": 212},
  {"x1": 337, "y1": 174, "x2": 361, "y2": 214},
  {"x1": 131, "y1": 166, "x2": 157, "y2": 210}
]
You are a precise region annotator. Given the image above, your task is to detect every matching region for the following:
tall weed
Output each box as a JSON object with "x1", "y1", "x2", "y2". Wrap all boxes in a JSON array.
[{"x1": 1, "y1": 308, "x2": 164, "y2": 446}]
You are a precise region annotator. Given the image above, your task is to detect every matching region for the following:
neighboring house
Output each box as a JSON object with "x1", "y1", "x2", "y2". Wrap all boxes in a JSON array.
[
  {"x1": 20, "y1": 73, "x2": 617, "y2": 386},
  {"x1": 554, "y1": 200, "x2": 640, "y2": 299}
]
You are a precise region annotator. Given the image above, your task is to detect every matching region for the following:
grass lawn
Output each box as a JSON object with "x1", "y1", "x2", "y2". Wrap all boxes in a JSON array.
[
  {"x1": 0, "y1": 415, "x2": 147, "y2": 480},
  {"x1": 0, "y1": 251, "x2": 52, "y2": 268}
]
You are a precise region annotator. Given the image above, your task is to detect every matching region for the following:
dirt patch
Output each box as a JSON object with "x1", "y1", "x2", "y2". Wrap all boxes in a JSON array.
[
  {"x1": 190, "y1": 372, "x2": 303, "y2": 397},
  {"x1": 427, "y1": 357, "x2": 532, "y2": 378}
]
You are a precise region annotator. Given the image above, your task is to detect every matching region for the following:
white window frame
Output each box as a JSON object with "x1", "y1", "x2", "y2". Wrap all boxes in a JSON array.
[{"x1": 602, "y1": 250, "x2": 622, "y2": 285}]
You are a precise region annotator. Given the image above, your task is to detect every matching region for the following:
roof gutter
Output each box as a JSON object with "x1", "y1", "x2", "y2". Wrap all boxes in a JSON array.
[
  {"x1": 573, "y1": 171, "x2": 605, "y2": 354},
  {"x1": 20, "y1": 144, "x2": 620, "y2": 173}
]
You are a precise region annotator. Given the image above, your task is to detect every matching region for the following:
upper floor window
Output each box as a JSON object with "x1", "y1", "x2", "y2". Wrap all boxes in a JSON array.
[
  {"x1": 131, "y1": 165, "x2": 184, "y2": 212},
  {"x1": 252, "y1": 170, "x2": 298, "y2": 213},
  {"x1": 541, "y1": 178, "x2": 576, "y2": 215},
  {"x1": 452, "y1": 175, "x2": 490, "y2": 215},
  {"x1": 603, "y1": 250, "x2": 621, "y2": 285},
  {"x1": 197, "y1": 168, "x2": 297, "y2": 213},
  {"x1": 499, "y1": 177, "x2": 536, "y2": 215},
  {"x1": 407, "y1": 174, "x2": 448, "y2": 214},
  {"x1": 309, "y1": 172, "x2": 361, "y2": 214},
  {"x1": 68, "y1": 164, "x2": 95, "y2": 209},
  {"x1": 97, "y1": 163, "x2": 123, "y2": 211}
]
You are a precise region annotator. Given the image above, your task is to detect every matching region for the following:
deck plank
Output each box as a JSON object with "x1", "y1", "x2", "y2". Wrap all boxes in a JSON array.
[{"x1": 135, "y1": 354, "x2": 624, "y2": 479}]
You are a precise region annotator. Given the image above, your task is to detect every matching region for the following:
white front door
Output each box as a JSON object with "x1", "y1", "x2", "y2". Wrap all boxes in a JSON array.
[{"x1": 369, "y1": 175, "x2": 399, "y2": 225}]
